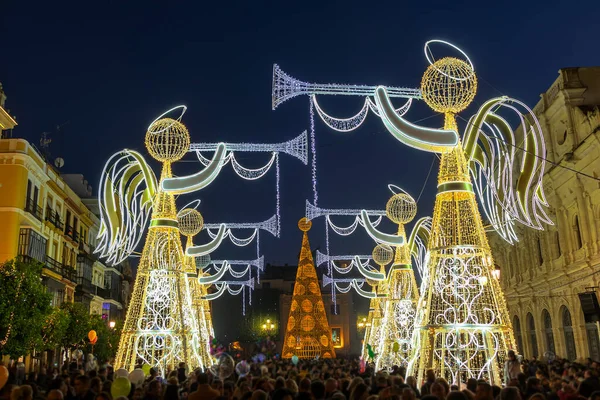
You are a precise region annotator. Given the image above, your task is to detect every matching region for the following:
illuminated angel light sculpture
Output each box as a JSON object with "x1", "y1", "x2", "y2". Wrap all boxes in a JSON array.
[
  {"x1": 281, "y1": 218, "x2": 336, "y2": 359},
  {"x1": 361, "y1": 243, "x2": 392, "y2": 361},
  {"x1": 272, "y1": 40, "x2": 551, "y2": 385},
  {"x1": 369, "y1": 192, "x2": 432, "y2": 372},
  {"x1": 177, "y1": 207, "x2": 214, "y2": 368},
  {"x1": 98, "y1": 108, "x2": 227, "y2": 374}
]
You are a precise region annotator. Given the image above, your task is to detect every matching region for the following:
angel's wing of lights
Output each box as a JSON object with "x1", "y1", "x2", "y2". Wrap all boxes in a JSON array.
[
  {"x1": 463, "y1": 97, "x2": 553, "y2": 243},
  {"x1": 96, "y1": 150, "x2": 157, "y2": 265}
]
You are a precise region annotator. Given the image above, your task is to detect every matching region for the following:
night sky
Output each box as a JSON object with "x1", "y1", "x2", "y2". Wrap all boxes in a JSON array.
[{"x1": 3, "y1": 0, "x2": 600, "y2": 329}]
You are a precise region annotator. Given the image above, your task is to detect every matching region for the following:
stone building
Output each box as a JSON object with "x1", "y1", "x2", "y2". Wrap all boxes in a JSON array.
[{"x1": 490, "y1": 67, "x2": 600, "y2": 361}]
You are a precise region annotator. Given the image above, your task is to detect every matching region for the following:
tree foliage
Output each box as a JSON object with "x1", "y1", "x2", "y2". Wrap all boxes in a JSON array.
[
  {"x1": 42, "y1": 307, "x2": 70, "y2": 350},
  {"x1": 88, "y1": 315, "x2": 121, "y2": 363},
  {"x1": 0, "y1": 258, "x2": 52, "y2": 358},
  {"x1": 59, "y1": 302, "x2": 92, "y2": 351}
]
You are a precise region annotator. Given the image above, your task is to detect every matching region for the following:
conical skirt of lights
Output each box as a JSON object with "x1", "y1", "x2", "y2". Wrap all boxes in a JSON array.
[
  {"x1": 281, "y1": 218, "x2": 336, "y2": 359},
  {"x1": 114, "y1": 164, "x2": 209, "y2": 374},
  {"x1": 406, "y1": 115, "x2": 515, "y2": 386}
]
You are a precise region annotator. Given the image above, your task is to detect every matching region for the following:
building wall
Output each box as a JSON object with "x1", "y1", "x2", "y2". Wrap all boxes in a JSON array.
[
  {"x1": 0, "y1": 137, "x2": 128, "y2": 320},
  {"x1": 490, "y1": 67, "x2": 600, "y2": 362}
]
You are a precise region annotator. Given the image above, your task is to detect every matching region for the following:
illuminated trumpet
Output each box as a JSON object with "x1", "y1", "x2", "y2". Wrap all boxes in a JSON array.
[
  {"x1": 190, "y1": 130, "x2": 308, "y2": 165},
  {"x1": 211, "y1": 256, "x2": 265, "y2": 271},
  {"x1": 204, "y1": 214, "x2": 279, "y2": 237},
  {"x1": 272, "y1": 64, "x2": 422, "y2": 110},
  {"x1": 305, "y1": 200, "x2": 385, "y2": 221},
  {"x1": 315, "y1": 250, "x2": 371, "y2": 268}
]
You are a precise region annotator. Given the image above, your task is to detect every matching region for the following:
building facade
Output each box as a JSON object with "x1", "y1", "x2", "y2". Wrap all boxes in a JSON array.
[
  {"x1": 490, "y1": 67, "x2": 600, "y2": 362},
  {"x1": 0, "y1": 137, "x2": 130, "y2": 321}
]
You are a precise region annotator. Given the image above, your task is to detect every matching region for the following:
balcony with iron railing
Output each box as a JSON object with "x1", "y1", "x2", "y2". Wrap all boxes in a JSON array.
[
  {"x1": 75, "y1": 276, "x2": 119, "y2": 302},
  {"x1": 24, "y1": 198, "x2": 43, "y2": 221},
  {"x1": 45, "y1": 207, "x2": 64, "y2": 230},
  {"x1": 64, "y1": 225, "x2": 79, "y2": 243},
  {"x1": 45, "y1": 255, "x2": 76, "y2": 282}
]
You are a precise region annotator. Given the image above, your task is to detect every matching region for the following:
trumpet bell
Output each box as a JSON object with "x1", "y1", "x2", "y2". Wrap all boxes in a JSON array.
[{"x1": 272, "y1": 64, "x2": 422, "y2": 110}]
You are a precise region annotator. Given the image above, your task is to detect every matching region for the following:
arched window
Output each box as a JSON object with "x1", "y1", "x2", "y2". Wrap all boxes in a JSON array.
[
  {"x1": 542, "y1": 309, "x2": 555, "y2": 354},
  {"x1": 527, "y1": 312, "x2": 539, "y2": 358},
  {"x1": 574, "y1": 216, "x2": 583, "y2": 249},
  {"x1": 562, "y1": 306, "x2": 577, "y2": 360},
  {"x1": 586, "y1": 322, "x2": 600, "y2": 361},
  {"x1": 513, "y1": 315, "x2": 524, "y2": 354}
]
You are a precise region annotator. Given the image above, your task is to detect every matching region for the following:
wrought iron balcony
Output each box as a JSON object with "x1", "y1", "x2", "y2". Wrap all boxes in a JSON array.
[
  {"x1": 44, "y1": 256, "x2": 76, "y2": 282},
  {"x1": 45, "y1": 207, "x2": 64, "y2": 230},
  {"x1": 24, "y1": 198, "x2": 43, "y2": 221},
  {"x1": 64, "y1": 225, "x2": 79, "y2": 243}
]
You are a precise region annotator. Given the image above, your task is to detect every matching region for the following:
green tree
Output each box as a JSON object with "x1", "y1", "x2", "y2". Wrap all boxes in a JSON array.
[
  {"x1": 42, "y1": 307, "x2": 70, "y2": 350},
  {"x1": 59, "y1": 302, "x2": 91, "y2": 351},
  {"x1": 0, "y1": 258, "x2": 52, "y2": 358},
  {"x1": 88, "y1": 315, "x2": 121, "y2": 363}
]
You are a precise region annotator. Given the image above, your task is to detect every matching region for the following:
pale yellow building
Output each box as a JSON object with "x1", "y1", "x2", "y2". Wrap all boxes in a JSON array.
[{"x1": 490, "y1": 67, "x2": 600, "y2": 361}]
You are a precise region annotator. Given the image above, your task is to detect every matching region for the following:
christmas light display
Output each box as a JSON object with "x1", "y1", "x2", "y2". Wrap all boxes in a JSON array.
[
  {"x1": 98, "y1": 109, "x2": 222, "y2": 374},
  {"x1": 281, "y1": 218, "x2": 336, "y2": 359},
  {"x1": 178, "y1": 208, "x2": 214, "y2": 368},
  {"x1": 98, "y1": 105, "x2": 295, "y2": 373},
  {"x1": 272, "y1": 40, "x2": 551, "y2": 385}
]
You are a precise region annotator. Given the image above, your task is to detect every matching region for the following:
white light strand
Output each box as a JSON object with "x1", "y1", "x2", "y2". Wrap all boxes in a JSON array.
[
  {"x1": 204, "y1": 214, "x2": 279, "y2": 238},
  {"x1": 315, "y1": 250, "x2": 373, "y2": 268},
  {"x1": 276, "y1": 153, "x2": 281, "y2": 236},
  {"x1": 306, "y1": 200, "x2": 386, "y2": 221},
  {"x1": 209, "y1": 256, "x2": 264, "y2": 271},
  {"x1": 312, "y1": 95, "x2": 413, "y2": 132},
  {"x1": 326, "y1": 214, "x2": 383, "y2": 236},
  {"x1": 190, "y1": 131, "x2": 308, "y2": 165},
  {"x1": 310, "y1": 97, "x2": 318, "y2": 206},
  {"x1": 271, "y1": 64, "x2": 422, "y2": 110},
  {"x1": 205, "y1": 228, "x2": 257, "y2": 247}
]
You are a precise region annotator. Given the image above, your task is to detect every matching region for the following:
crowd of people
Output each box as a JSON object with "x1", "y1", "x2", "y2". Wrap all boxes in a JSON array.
[{"x1": 2, "y1": 353, "x2": 600, "y2": 400}]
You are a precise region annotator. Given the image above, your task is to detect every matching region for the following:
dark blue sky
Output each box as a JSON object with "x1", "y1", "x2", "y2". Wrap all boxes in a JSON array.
[{"x1": 3, "y1": 0, "x2": 600, "y2": 268}]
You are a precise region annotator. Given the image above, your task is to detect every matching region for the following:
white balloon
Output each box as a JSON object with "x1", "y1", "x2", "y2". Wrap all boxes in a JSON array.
[
  {"x1": 129, "y1": 369, "x2": 145, "y2": 386},
  {"x1": 115, "y1": 369, "x2": 129, "y2": 379}
]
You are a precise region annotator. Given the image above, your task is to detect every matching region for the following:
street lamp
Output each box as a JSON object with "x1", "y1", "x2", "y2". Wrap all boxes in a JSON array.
[
  {"x1": 109, "y1": 321, "x2": 116, "y2": 329},
  {"x1": 261, "y1": 318, "x2": 276, "y2": 333}
]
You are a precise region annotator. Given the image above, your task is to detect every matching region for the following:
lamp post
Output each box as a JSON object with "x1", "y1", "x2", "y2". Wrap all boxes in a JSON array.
[
  {"x1": 109, "y1": 321, "x2": 116, "y2": 329},
  {"x1": 261, "y1": 319, "x2": 276, "y2": 333}
]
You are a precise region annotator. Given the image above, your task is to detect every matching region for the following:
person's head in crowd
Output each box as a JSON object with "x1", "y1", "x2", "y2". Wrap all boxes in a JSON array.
[
  {"x1": 492, "y1": 386, "x2": 501, "y2": 399},
  {"x1": 450, "y1": 386, "x2": 459, "y2": 391},
  {"x1": 97, "y1": 369, "x2": 107, "y2": 381},
  {"x1": 348, "y1": 377, "x2": 364, "y2": 396},
  {"x1": 90, "y1": 377, "x2": 102, "y2": 395},
  {"x1": 197, "y1": 373, "x2": 209, "y2": 385},
  {"x1": 94, "y1": 393, "x2": 110, "y2": 400},
  {"x1": 274, "y1": 377, "x2": 285, "y2": 391},
  {"x1": 528, "y1": 394, "x2": 546, "y2": 400},
  {"x1": 284, "y1": 379, "x2": 298, "y2": 394},
  {"x1": 499, "y1": 387, "x2": 522, "y2": 400},
  {"x1": 74, "y1": 376, "x2": 91, "y2": 397},
  {"x1": 466, "y1": 378, "x2": 478, "y2": 393},
  {"x1": 447, "y1": 391, "x2": 469, "y2": 400},
  {"x1": 475, "y1": 382, "x2": 493, "y2": 400},
  {"x1": 376, "y1": 376, "x2": 388, "y2": 389},
  {"x1": 311, "y1": 380, "x2": 326, "y2": 400},
  {"x1": 149, "y1": 369, "x2": 158, "y2": 380},
  {"x1": 49, "y1": 378, "x2": 68, "y2": 397},
  {"x1": 101, "y1": 381, "x2": 111, "y2": 394},
  {"x1": 11, "y1": 386, "x2": 33, "y2": 400},
  {"x1": 461, "y1": 390, "x2": 475, "y2": 400},
  {"x1": 325, "y1": 378, "x2": 338, "y2": 395},
  {"x1": 250, "y1": 390, "x2": 267, "y2": 400},
  {"x1": 271, "y1": 389, "x2": 294, "y2": 400},
  {"x1": 163, "y1": 381, "x2": 179, "y2": 400},
  {"x1": 405, "y1": 376, "x2": 417, "y2": 389},
  {"x1": 46, "y1": 390, "x2": 63, "y2": 400},
  {"x1": 349, "y1": 383, "x2": 369, "y2": 400},
  {"x1": 425, "y1": 369, "x2": 436, "y2": 383},
  {"x1": 146, "y1": 379, "x2": 162, "y2": 398},
  {"x1": 212, "y1": 379, "x2": 223, "y2": 393},
  {"x1": 430, "y1": 382, "x2": 446, "y2": 400},
  {"x1": 436, "y1": 379, "x2": 450, "y2": 398},
  {"x1": 299, "y1": 378, "x2": 311, "y2": 393},
  {"x1": 132, "y1": 387, "x2": 143, "y2": 400},
  {"x1": 401, "y1": 387, "x2": 416, "y2": 400}
]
